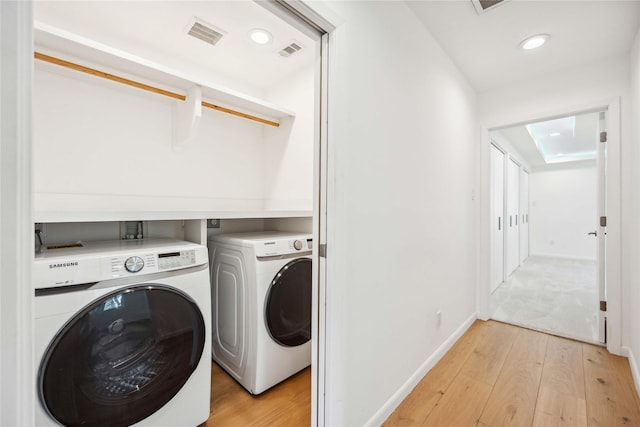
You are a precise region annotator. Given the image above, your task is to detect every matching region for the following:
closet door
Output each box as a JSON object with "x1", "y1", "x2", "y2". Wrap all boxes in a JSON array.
[
  {"x1": 507, "y1": 158, "x2": 520, "y2": 276},
  {"x1": 519, "y1": 169, "x2": 529, "y2": 264},
  {"x1": 490, "y1": 145, "x2": 505, "y2": 292}
]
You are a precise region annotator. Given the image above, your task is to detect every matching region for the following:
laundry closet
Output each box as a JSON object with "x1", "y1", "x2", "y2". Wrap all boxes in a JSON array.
[{"x1": 32, "y1": 1, "x2": 317, "y2": 425}]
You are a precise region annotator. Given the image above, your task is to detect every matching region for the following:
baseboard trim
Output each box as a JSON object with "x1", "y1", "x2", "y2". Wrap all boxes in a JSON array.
[
  {"x1": 529, "y1": 252, "x2": 596, "y2": 262},
  {"x1": 621, "y1": 346, "x2": 640, "y2": 399},
  {"x1": 364, "y1": 312, "x2": 478, "y2": 426}
]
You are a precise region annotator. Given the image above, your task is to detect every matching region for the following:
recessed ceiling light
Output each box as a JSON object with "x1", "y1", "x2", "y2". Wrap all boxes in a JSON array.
[
  {"x1": 249, "y1": 28, "x2": 272, "y2": 45},
  {"x1": 519, "y1": 34, "x2": 550, "y2": 50},
  {"x1": 550, "y1": 132, "x2": 561, "y2": 137}
]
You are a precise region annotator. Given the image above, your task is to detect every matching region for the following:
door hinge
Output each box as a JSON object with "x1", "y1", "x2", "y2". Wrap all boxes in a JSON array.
[
  {"x1": 319, "y1": 244, "x2": 327, "y2": 258},
  {"x1": 600, "y1": 300, "x2": 607, "y2": 312},
  {"x1": 600, "y1": 131, "x2": 607, "y2": 143},
  {"x1": 600, "y1": 216, "x2": 607, "y2": 227}
]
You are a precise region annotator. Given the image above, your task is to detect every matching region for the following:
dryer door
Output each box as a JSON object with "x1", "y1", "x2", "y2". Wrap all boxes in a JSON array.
[
  {"x1": 265, "y1": 258, "x2": 312, "y2": 347},
  {"x1": 38, "y1": 284, "x2": 206, "y2": 427}
]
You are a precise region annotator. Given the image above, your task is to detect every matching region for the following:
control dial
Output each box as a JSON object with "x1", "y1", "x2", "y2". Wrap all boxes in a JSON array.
[
  {"x1": 124, "y1": 256, "x2": 144, "y2": 273},
  {"x1": 293, "y1": 240, "x2": 304, "y2": 251}
]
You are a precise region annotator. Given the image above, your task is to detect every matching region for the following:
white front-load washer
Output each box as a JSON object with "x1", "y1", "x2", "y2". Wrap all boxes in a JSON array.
[
  {"x1": 208, "y1": 231, "x2": 312, "y2": 395},
  {"x1": 33, "y1": 238, "x2": 211, "y2": 427}
]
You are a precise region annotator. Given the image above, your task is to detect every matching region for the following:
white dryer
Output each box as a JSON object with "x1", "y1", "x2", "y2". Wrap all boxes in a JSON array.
[
  {"x1": 33, "y1": 239, "x2": 211, "y2": 427},
  {"x1": 208, "y1": 231, "x2": 312, "y2": 395}
]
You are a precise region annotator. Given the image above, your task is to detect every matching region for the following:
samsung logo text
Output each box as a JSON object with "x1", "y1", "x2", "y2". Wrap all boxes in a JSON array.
[{"x1": 49, "y1": 262, "x2": 79, "y2": 269}]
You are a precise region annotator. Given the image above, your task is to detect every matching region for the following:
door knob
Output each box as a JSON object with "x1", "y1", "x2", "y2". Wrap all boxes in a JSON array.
[{"x1": 588, "y1": 231, "x2": 597, "y2": 236}]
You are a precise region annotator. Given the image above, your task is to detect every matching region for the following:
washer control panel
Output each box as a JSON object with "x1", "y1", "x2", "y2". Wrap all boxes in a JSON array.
[
  {"x1": 33, "y1": 239, "x2": 209, "y2": 290},
  {"x1": 157, "y1": 250, "x2": 196, "y2": 270},
  {"x1": 107, "y1": 250, "x2": 196, "y2": 276},
  {"x1": 109, "y1": 253, "x2": 156, "y2": 276},
  {"x1": 124, "y1": 256, "x2": 145, "y2": 273}
]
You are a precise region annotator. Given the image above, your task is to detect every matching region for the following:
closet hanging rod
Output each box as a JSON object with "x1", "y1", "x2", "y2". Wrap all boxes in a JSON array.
[{"x1": 34, "y1": 52, "x2": 280, "y2": 128}]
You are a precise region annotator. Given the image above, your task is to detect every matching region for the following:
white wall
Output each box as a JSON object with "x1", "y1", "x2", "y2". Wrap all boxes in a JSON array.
[
  {"x1": 529, "y1": 164, "x2": 597, "y2": 260},
  {"x1": 33, "y1": 57, "x2": 314, "y2": 215},
  {"x1": 479, "y1": 55, "x2": 630, "y2": 127},
  {"x1": 263, "y1": 64, "x2": 315, "y2": 211},
  {"x1": 318, "y1": 2, "x2": 478, "y2": 425},
  {"x1": 627, "y1": 26, "x2": 640, "y2": 392}
]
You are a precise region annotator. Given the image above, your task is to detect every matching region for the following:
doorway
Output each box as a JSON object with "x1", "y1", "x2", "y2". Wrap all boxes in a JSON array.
[
  {"x1": 483, "y1": 106, "x2": 617, "y2": 347},
  {"x1": 29, "y1": 1, "x2": 333, "y2": 425}
]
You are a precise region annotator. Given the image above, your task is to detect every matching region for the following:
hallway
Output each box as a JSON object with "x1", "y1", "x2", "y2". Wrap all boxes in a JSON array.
[{"x1": 384, "y1": 320, "x2": 640, "y2": 426}]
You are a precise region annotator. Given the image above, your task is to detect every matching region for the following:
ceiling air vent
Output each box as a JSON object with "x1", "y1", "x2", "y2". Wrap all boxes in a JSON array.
[
  {"x1": 471, "y1": 0, "x2": 510, "y2": 15},
  {"x1": 186, "y1": 18, "x2": 225, "y2": 46},
  {"x1": 279, "y1": 41, "x2": 303, "y2": 58}
]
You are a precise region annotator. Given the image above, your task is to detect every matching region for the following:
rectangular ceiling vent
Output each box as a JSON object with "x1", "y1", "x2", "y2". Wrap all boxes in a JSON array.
[
  {"x1": 187, "y1": 18, "x2": 225, "y2": 46},
  {"x1": 471, "y1": 0, "x2": 510, "y2": 15},
  {"x1": 279, "y1": 41, "x2": 303, "y2": 58}
]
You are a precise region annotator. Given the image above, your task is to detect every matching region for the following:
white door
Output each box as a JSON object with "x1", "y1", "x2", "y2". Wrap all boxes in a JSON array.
[
  {"x1": 519, "y1": 169, "x2": 529, "y2": 264},
  {"x1": 490, "y1": 144, "x2": 505, "y2": 292},
  {"x1": 597, "y1": 111, "x2": 607, "y2": 343},
  {"x1": 507, "y1": 158, "x2": 520, "y2": 275}
]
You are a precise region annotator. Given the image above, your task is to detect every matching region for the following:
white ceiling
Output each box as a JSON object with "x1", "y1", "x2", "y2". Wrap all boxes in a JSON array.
[
  {"x1": 33, "y1": 1, "x2": 640, "y2": 105},
  {"x1": 493, "y1": 111, "x2": 600, "y2": 169},
  {"x1": 34, "y1": 1, "x2": 640, "y2": 96},
  {"x1": 33, "y1": 1, "x2": 316, "y2": 95},
  {"x1": 407, "y1": 0, "x2": 640, "y2": 92}
]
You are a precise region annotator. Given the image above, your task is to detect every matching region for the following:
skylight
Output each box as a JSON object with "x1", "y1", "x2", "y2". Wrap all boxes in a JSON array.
[{"x1": 525, "y1": 116, "x2": 596, "y2": 164}]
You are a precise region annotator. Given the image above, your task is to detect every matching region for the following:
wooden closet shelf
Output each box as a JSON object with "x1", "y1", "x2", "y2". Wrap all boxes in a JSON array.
[{"x1": 34, "y1": 51, "x2": 280, "y2": 128}]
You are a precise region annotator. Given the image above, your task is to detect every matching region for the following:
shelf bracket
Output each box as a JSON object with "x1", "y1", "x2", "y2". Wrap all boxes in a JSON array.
[{"x1": 173, "y1": 85, "x2": 202, "y2": 151}]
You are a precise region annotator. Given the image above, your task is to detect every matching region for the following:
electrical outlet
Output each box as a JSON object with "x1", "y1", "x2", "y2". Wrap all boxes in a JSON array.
[
  {"x1": 436, "y1": 310, "x2": 442, "y2": 327},
  {"x1": 207, "y1": 219, "x2": 220, "y2": 229}
]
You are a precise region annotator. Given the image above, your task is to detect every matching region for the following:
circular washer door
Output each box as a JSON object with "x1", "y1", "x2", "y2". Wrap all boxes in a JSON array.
[
  {"x1": 38, "y1": 284, "x2": 206, "y2": 427},
  {"x1": 265, "y1": 258, "x2": 312, "y2": 347}
]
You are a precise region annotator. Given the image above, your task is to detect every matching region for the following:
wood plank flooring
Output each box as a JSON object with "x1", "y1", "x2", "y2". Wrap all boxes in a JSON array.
[
  {"x1": 199, "y1": 362, "x2": 311, "y2": 427},
  {"x1": 385, "y1": 320, "x2": 640, "y2": 427},
  {"x1": 197, "y1": 321, "x2": 640, "y2": 426}
]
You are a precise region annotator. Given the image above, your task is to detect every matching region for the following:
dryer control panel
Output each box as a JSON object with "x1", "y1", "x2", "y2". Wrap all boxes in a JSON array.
[{"x1": 255, "y1": 237, "x2": 312, "y2": 258}]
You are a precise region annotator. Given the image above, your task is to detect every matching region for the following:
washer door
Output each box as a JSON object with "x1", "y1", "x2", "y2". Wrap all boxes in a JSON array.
[
  {"x1": 38, "y1": 284, "x2": 206, "y2": 427},
  {"x1": 265, "y1": 258, "x2": 312, "y2": 347}
]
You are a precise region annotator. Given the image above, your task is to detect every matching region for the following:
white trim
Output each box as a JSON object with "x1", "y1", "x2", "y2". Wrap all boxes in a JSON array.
[
  {"x1": 0, "y1": 1, "x2": 34, "y2": 425},
  {"x1": 528, "y1": 253, "x2": 597, "y2": 262},
  {"x1": 604, "y1": 99, "x2": 622, "y2": 355},
  {"x1": 479, "y1": 97, "x2": 622, "y2": 355},
  {"x1": 621, "y1": 346, "x2": 640, "y2": 400},
  {"x1": 258, "y1": 2, "x2": 335, "y2": 425},
  {"x1": 490, "y1": 140, "x2": 507, "y2": 155},
  {"x1": 363, "y1": 313, "x2": 478, "y2": 427},
  {"x1": 311, "y1": 31, "x2": 330, "y2": 427}
]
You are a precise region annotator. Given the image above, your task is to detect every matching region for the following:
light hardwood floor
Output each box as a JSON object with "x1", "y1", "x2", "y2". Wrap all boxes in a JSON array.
[
  {"x1": 197, "y1": 321, "x2": 640, "y2": 426},
  {"x1": 199, "y1": 362, "x2": 311, "y2": 426},
  {"x1": 384, "y1": 320, "x2": 640, "y2": 427}
]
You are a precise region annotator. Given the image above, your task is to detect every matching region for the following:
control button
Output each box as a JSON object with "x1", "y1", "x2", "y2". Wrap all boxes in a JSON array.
[
  {"x1": 293, "y1": 240, "x2": 303, "y2": 251},
  {"x1": 124, "y1": 256, "x2": 144, "y2": 273}
]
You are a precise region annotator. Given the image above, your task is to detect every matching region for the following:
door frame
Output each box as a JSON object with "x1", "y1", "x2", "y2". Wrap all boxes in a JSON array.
[
  {"x1": 259, "y1": 1, "x2": 337, "y2": 425},
  {"x1": 505, "y1": 155, "x2": 521, "y2": 277},
  {"x1": 518, "y1": 168, "x2": 530, "y2": 265},
  {"x1": 489, "y1": 142, "x2": 506, "y2": 293},
  {"x1": 478, "y1": 97, "x2": 622, "y2": 355},
  {"x1": 0, "y1": 1, "x2": 35, "y2": 425}
]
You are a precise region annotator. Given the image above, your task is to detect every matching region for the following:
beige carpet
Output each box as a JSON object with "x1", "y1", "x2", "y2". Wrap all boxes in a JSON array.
[{"x1": 490, "y1": 255, "x2": 599, "y2": 343}]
